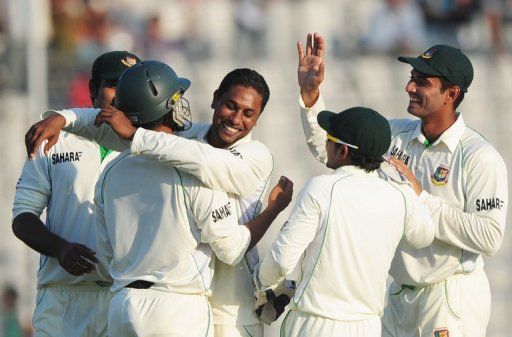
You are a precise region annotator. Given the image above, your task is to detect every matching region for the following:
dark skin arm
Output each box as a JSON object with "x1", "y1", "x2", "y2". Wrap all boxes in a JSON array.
[
  {"x1": 12, "y1": 213, "x2": 99, "y2": 276},
  {"x1": 245, "y1": 176, "x2": 294, "y2": 249}
]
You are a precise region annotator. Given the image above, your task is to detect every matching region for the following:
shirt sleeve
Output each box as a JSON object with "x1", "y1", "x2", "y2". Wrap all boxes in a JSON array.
[
  {"x1": 185, "y1": 174, "x2": 251, "y2": 265},
  {"x1": 258, "y1": 178, "x2": 323, "y2": 287},
  {"x1": 12, "y1": 144, "x2": 51, "y2": 219},
  {"x1": 399, "y1": 184, "x2": 436, "y2": 249},
  {"x1": 43, "y1": 108, "x2": 130, "y2": 152},
  {"x1": 419, "y1": 147, "x2": 508, "y2": 256},
  {"x1": 131, "y1": 128, "x2": 273, "y2": 197},
  {"x1": 299, "y1": 93, "x2": 327, "y2": 164}
]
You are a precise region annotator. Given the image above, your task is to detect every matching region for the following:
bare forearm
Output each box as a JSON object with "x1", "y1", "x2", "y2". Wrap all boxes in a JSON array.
[
  {"x1": 12, "y1": 213, "x2": 68, "y2": 258},
  {"x1": 300, "y1": 88, "x2": 320, "y2": 108},
  {"x1": 245, "y1": 205, "x2": 283, "y2": 250}
]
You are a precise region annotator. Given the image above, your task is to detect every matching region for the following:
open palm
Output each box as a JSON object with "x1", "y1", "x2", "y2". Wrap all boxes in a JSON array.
[{"x1": 297, "y1": 33, "x2": 325, "y2": 92}]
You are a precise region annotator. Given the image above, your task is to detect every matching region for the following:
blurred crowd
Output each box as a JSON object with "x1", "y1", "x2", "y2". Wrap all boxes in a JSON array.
[{"x1": 1, "y1": 0, "x2": 512, "y2": 104}]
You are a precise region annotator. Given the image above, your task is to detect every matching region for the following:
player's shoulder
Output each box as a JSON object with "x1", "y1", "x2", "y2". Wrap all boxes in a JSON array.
[
  {"x1": 177, "y1": 122, "x2": 211, "y2": 139},
  {"x1": 232, "y1": 138, "x2": 273, "y2": 166},
  {"x1": 51, "y1": 130, "x2": 100, "y2": 151},
  {"x1": 302, "y1": 172, "x2": 345, "y2": 195},
  {"x1": 388, "y1": 118, "x2": 419, "y2": 137},
  {"x1": 460, "y1": 128, "x2": 506, "y2": 166}
]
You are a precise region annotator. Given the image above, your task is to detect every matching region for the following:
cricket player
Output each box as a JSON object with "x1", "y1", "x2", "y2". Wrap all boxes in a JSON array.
[
  {"x1": 12, "y1": 50, "x2": 140, "y2": 337},
  {"x1": 258, "y1": 106, "x2": 435, "y2": 337},
  {"x1": 26, "y1": 68, "x2": 278, "y2": 337},
  {"x1": 297, "y1": 33, "x2": 508, "y2": 337},
  {"x1": 89, "y1": 60, "x2": 291, "y2": 336}
]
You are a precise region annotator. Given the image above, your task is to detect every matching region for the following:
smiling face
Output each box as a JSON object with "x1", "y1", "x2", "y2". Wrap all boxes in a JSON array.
[
  {"x1": 208, "y1": 85, "x2": 263, "y2": 148},
  {"x1": 405, "y1": 70, "x2": 451, "y2": 119}
]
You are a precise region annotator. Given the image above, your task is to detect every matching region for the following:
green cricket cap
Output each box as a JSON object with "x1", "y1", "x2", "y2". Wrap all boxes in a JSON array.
[
  {"x1": 91, "y1": 51, "x2": 141, "y2": 81},
  {"x1": 398, "y1": 45, "x2": 473, "y2": 92},
  {"x1": 317, "y1": 107, "x2": 391, "y2": 158}
]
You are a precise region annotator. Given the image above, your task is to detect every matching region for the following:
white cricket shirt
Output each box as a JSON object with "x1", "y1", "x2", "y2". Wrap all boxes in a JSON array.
[
  {"x1": 300, "y1": 94, "x2": 508, "y2": 286},
  {"x1": 258, "y1": 166, "x2": 435, "y2": 320},
  {"x1": 12, "y1": 131, "x2": 117, "y2": 286},
  {"x1": 94, "y1": 151, "x2": 251, "y2": 294},
  {"x1": 51, "y1": 108, "x2": 274, "y2": 325}
]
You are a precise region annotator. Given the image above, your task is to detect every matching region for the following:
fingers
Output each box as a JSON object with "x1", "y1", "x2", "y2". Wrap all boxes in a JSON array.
[
  {"x1": 305, "y1": 32, "x2": 312, "y2": 56},
  {"x1": 95, "y1": 106, "x2": 115, "y2": 126},
  {"x1": 61, "y1": 244, "x2": 98, "y2": 275},
  {"x1": 318, "y1": 62, "x2": 325, "y2": 80},
  {"x1": 73, "y1": 255, "x2": 95, "y2": 273},
  {"x1": 76, "y1": 244, "x2": 99, "y2": 263},
  {"x1": 279, "y1": 176, "x2": 293, "y2": 191},
  {"x1": 297, "y1": 41, "x2": 305, "y2": 64},
  {"x1": 313, "y1": 33, "x2": 325, "y2": 59},
  {"x1": 25, "y1": 126, "x2": 39, "y2": 159},
  {"x1": 44, "y1": 134, "x2": 59, "y2": 156}
]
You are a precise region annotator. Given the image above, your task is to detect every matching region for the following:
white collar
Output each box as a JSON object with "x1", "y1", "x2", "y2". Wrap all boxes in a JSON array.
[{"x1": 411, "y1": 114, "x2": 465, "y2": 152}]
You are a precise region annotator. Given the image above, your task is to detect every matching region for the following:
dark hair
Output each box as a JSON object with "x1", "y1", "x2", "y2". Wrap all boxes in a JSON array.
[
  {"x1": 440, "y1": 77, "x2": 465, "y2": 109},
  {"x1": 216, "y1": 68, "x2": 270, "y2": 113},
  {"x1": 335, "y1": 143, "x2": 383, "y2": 172},
  {"x1": 138, "y1": 112, "x2": 177, "y2": 131}
]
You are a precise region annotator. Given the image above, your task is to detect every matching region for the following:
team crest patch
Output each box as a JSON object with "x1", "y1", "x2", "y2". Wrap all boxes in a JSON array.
[
  {"x1": 121, "y1": 56, "x2": 138, "y2": 67},
  {"x1": 434, "y1": 328, "x2": 449, "y2": 337},
  {"x1": 420, "y1": 47, "x2": 436, "y2": 59},
  {"x1": 431, "y1": 164, "x2": 450, "y2": 186}
]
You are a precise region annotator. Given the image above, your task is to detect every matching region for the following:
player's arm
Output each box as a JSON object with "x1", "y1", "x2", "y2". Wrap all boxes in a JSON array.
[
  {"x1": 25, "y1": 108, "x2": 130, "y2": 158},
  {"x1": 399, "y1": 184, "x2": 436, "y2": 248},
  {"x1": 420, "y1": 149, "x2": 508, "y2": 256},
  {"x1": 258, "y1": 177, "x2": 323, "y2": 287},
  {"x1": 298, "y1": 32, "x2": 328, "y2": 164},
  {"x1": 189, "y1": 175, "x2": 293, "y2": 264},
  {"x1": 131, "y1": 127, "x2": 274, "y2": 197},
  {"x1": 12, "y1": 149, "x2": 98, "y2": 275},
  {"x1": 244, "y1": 176, "x2": 293, "y2": 249}
]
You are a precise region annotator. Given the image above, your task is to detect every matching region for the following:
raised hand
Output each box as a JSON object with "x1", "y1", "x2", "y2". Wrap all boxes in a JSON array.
[
  {"x1": 94, "y1": 105, "x2": 137, "y2": 140},
  {"x1": 297, "y1": 32, "x2": 325, "y2": 107},
  {"x1": 268, "y1": 176, "x2": 294, "y2": 213},
  {"x1": 25, "y1": 114, "x2": 66, "y2": 159},
  {"x1": 57, "y1": 242, "x2": 99, "y2": 276}
]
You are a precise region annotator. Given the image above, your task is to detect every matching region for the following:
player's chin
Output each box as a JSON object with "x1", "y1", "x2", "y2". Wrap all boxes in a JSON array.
[{"x1": 406, "y1": 105, "x2": 421, "y2": 117}]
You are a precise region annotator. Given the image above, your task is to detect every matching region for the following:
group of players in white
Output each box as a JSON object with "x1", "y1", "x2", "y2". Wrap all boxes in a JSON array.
[{"x1": 12, "y1": 32, "x2": 508, "y2": 337}]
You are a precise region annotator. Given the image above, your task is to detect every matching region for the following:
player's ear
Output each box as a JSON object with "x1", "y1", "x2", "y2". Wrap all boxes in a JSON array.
[
  {"x1": 338, "y1": 144, "x2": 349, "y2": 160},
  {"x1": 211, "y1": 89, "x2": 219, "y2": 109},
  {"x1": 445, "y1": 86, "x2": 461, "y2": 105}
]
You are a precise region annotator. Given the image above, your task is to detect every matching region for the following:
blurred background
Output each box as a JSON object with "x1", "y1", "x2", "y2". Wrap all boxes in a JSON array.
[{"x1": 1, "y1": 0, "x2": 512, "y2": 336}]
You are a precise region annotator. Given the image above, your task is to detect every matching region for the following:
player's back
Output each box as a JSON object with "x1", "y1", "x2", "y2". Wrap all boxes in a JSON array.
[
  {"x1": 96, "y1": 151, "x2": 214, "y2": 294},
  {"x1": 292, "y1": 166, "x2": 416, "y2": 321}
]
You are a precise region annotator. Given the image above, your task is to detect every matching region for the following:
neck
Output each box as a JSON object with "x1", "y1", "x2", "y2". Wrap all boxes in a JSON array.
[
  {"x1": 420, "y1": 109, "x2": 457, "y2": 142},
  {"x1": 152, "y1": 125, "x2": 173, "y2": 134}
]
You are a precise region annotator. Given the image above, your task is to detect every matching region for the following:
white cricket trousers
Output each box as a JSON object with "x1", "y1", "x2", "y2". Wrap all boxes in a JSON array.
[
  {"x1": 280, "y1": 310, "x2": 381, "y2": 337},
  {"x1": 33, "y1": 283, "x2": 111, "y2": 337},
  {"x1": 108, "y1": 287, "x2": 213, "y2": 337},
  {"x1": 382, "y1": 270, "x2": 491, "y2": 337},
  {"x1": 214, "y1": 323, "x2": 263, "y2": 337}
]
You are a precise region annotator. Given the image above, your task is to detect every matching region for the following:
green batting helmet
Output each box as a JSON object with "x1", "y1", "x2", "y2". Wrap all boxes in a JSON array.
[{"x1": 115, "y1": 61, "x2": 191, "y2": 125}]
